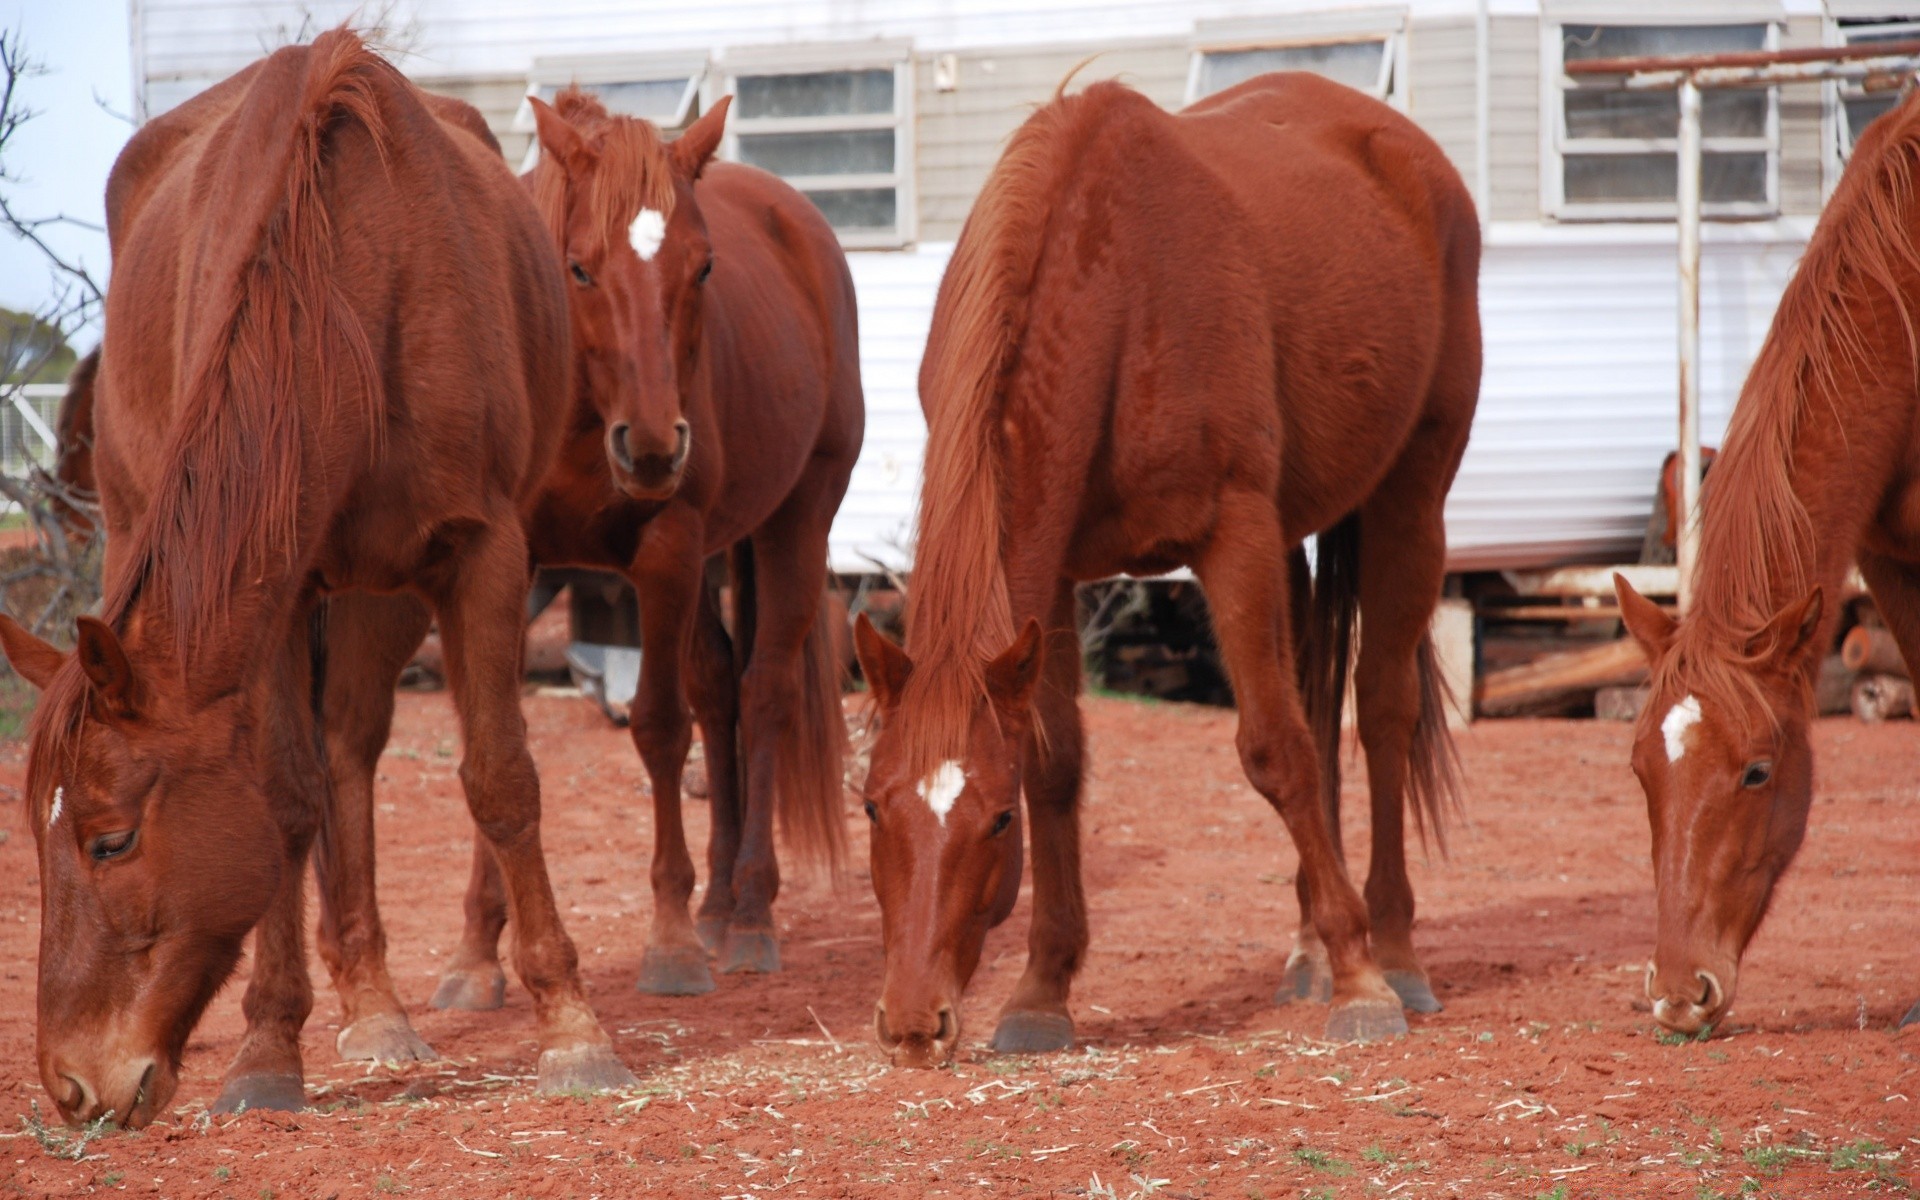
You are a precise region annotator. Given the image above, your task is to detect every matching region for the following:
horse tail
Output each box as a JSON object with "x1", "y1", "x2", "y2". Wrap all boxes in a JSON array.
[
  {"x1": 1409, "y1": 630, "x2": 1465, "y2": 854},
  {"x1": 777, "y1": 585, "x2": 850, "y2": 876},
  {"x1": 111, "y1": 27, "x2": 387, "y2": 656},
  {"x1": 1301, "y1": 516, "x2": 1360, "y2": 847}
]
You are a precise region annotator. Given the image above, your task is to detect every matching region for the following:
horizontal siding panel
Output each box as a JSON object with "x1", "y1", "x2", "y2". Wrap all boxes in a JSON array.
[{"x1": 1407, "y1": 18, "x2": 1479, "y2": 188}]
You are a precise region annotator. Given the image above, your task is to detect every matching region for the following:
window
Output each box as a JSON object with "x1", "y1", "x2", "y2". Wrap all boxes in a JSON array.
[
  {"x1": 1832, "y1": 17, "x2": 1920, "y2": 169},
  {"x1": 1550, "y1": 22, "x2": 1780, "y2": 220},
  {"x1": 1188, "y1": 12, "x2": 1405, "y2": 106},
  {"x1": 513, "y1": 53, "x2": 706, "y2": 169},
  {"x1": 723, "y1": 46, "x2": 914, "y2": 248}
]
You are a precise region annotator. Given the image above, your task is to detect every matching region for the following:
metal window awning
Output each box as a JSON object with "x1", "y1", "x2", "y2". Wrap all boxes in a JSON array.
[{"x1": 1564, "y1": 41, "x2": 1920, "y2": 614}]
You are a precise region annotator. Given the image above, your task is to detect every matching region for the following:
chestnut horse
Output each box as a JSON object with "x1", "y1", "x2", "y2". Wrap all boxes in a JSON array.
[
  {"x1": 1615, "y1": 91, "x2": 1920, "y2": 1035},
  {"x1": 296, "y1": 87, "x2": 862, "y2": 1044},
  {"x1": 851, "y1": 72, "x2": 1479, "y2": 1065},
  {"x1": 0, "y1": 32, "x2": 634, "y2": 1126}
]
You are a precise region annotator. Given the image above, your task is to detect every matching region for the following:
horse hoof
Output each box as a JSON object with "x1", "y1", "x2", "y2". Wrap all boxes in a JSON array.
[
  {"x1": 1383, "y1": 969, "x2": 1444, "y2": 1015},
  {"x1": 1325, "y1": 998, "x2": 1408, "y2": 1043},
  {"x1": 1277, "y1": 960, "x2": 1333, "y2": 1006},
  {"x1": 637, "y1": 946, "x2": 716, "y2": 996},
  {"x1": 696, "y1": 915, "x2": 730, "y2": 955},
  {"x1": 536, "y1": 1044, "x2": 637, "y2": 1095},
  {"x1": 336, "y1": 1012, "x2": 437, "y2": 1064},
  {"x1": 1901, "y1": 998, "x2": 1920, "y2": 1029},
  {"x1": 430, "y1": 966, "x2": 507, "y2": 1011},
  {"x1": 720, "y1": 929, "x2": 781, "y2": 975},
  {"x1": 212, "y1": 1072, "x2": 306, "y2": 1115},
  {"x1": 991, "y1": 1010, "x2": 1075, "y2": 1055}
]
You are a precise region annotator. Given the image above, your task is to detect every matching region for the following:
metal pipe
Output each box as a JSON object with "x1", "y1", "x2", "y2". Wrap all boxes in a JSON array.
[
  {"x1": 1676, "y1": 74, "x2": 1703, "y2": 617},
  {"x1": 1565, "y1": 37, "x2": 1920, "y2": 78},
  {"x1": 1475, "y1": 0, "x2": 1490, "y2": 230}
]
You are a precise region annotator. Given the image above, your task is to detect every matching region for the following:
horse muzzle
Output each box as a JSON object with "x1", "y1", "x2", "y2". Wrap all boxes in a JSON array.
[{"x1": 607, "y1": 418, "x2": 690, "y2": 500}]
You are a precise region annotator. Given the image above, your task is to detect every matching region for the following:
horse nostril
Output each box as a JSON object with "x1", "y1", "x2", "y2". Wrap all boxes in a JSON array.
[
  {"x1": 607, "y1": 422, "x2": 636, "y2": 472},
  {"x1": 935, "y1": 1006, "x2": 955, "y2": 1044},
  {"x1": 1696, "y1": 970, "x2": 1723, "y2": 1011},
  {"x1": 874, "y1": 1003, "x2": 897, "y2": 1048},
  {"x1": 670, "y1": 420, "x2": 691, "y2": 469},
  {"x1": 1643, "y1": 961, "x2": 1656, "y2": 1000}
]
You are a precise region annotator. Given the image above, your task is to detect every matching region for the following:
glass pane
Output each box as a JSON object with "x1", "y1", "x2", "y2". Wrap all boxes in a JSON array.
[
  {"x1": 1199, "y1": 40, "x2": 1386, "y2": 97},
  {"x1": 1840, "y1": 20, "x2": 1920, "y2": 48},
  {"x1": 1565, "y1": 89, "x2": 1676, "y2": 140},
  {"x1": 1702, "y1": 151, "x2": 1767, "y2": 203},
  {"x1": 1565, "y1": 152, "x2": 1676, "y2": 203},
  {"x1": 534, "y1": 79, "x2": 690, "y2": 122},
  {"x1": 737, "y1": 130, "x2": 894, "y2": 177},
  {"x1": 1564, "y1": 152, "x2": 1766, "y2": 205},
  {"x1": 736, "y1": 69, "x2": 894, "y2": 119},
  {"x1": 1561, "y1": 23, "x2": 1767, "y2": 64},
  {"x1": 1845, "y1": 94, "x2": 1902, "y2": 146},
  {"x1": 803, "y1": 188, "x2": 895, "y2": 231}
]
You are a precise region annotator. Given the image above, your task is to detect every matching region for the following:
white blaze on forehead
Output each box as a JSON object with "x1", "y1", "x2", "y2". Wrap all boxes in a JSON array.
[
  {"x1": 917, "y1": 761, "x2": 966, "y2": 826},
  {"x1": 48, "y1": 786, "x2": 63, "y2": 826},
  {"x1": 1662, "y1": 694, "x2": 1703, "y2": 763},
  {"x1": 629, "y1": 208, "x2": 666, "y2": 261}
]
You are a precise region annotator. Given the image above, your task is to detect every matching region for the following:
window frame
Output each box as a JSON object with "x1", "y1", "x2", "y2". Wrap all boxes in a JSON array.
[
  {"x1": 1544, "y1": 18, "x2": 1783, "y2": 222},
  {"x1": 1825, "y1": 15, "x2": 1920, "y2": 193},
  {"x1": 1185, "y1": 9, "x2": 1409, "y2": 109},
  {"x1": 719, "y1": 43, "x2": 916, "y2": 251}
]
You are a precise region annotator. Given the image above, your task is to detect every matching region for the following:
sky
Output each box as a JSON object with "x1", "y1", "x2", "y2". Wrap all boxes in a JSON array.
[{"x1": 0, "y1": 0, "x2": 132, "y2": 351}]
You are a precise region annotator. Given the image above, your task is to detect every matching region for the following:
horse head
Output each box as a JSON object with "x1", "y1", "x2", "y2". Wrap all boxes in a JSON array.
[
  {"x1": 526, "y1": 88, "x2": 728, "y2": 501},
  {"x1": 1614, "y1": 575, "x2": 1825, "y2": 1036},
  {"x1": 851, "y1": 614, "x2": 1042, "y2": 1067},
  {"x1": 0, "y1": 615, "x2": 286, "y2": 1127}
]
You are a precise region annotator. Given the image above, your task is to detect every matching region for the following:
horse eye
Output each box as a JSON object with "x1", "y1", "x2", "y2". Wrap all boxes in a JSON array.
[
  {"x1": 695, "y1": 258, "x2": 714, "y2": 284},
  {"x1": 863, "y1": 800, "x2": 878, "y2": 823},
  {"x1": 1740, "y1": 761, "x2": 1773, "y2": 789},
  {"x1": 569, "y1": 260, "x2": 593, "y2": 287},
  {"x1": 989, "y1": 810, "x2": 1014, "y2": 837},
  {"x1": 89, "y1": 829, "x2": 139, "y2": 862}
]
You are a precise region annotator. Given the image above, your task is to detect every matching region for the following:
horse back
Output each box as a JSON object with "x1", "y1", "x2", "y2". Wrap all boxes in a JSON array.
[{"x1": 96, "y1": 35, "x2": 568, "y2": 587}]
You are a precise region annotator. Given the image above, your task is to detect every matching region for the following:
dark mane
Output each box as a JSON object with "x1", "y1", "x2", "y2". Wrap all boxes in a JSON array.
[
  {"x1": 1660, "y1": 91, "x2": 1920, "y2": 723},
  {"x1": 527, "y1": 88, "x2": 676, "y2": 258},
  {"x1": 31, "y1": 30, "x2": 393, "y2": 811},
  {"x1": 897, "y1": 80, "x2": 1134, "y2": 778}
]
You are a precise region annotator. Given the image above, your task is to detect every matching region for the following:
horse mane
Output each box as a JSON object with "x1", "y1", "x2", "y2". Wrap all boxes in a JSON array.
[
  {"x1": 527, "y1": 87, "x2": 676, "y2": 257},
  {"x1": 897, "y1": 79, "x2": 1131, "y2": 778},
  {"x1": 1662, "y1": 91, "x2": 1920, "y2": 724},
  {"x1": 29, "y1": 29, "x2": 391, "y2": 806}
]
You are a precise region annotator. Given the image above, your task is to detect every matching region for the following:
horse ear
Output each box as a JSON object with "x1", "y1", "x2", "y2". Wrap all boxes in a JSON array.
[
  {"x1": 853, "y1": 612, "x2": 912, "y2": 710},
  {"x1": 984, "y1": 618, "x2": 1045, "y2": 722},
  {"x1": 0, "y1": 614, "x2": 67, "y2": 691},
  {"x1": 1751, "y1": 586, "x2": 1824, "y2": 667},
  {"x1": 671, "y1": 95, "x2": 729, "y2": 181},
  {"x1": 529, "y1": 95, "x2": 590, "y2": 176},
  {"x1": 1614, "y1": 574, "x2": 1677, "y2": 668},
  {"x1": 74, "y1": 616, "x2": 142, "y2": 718}
]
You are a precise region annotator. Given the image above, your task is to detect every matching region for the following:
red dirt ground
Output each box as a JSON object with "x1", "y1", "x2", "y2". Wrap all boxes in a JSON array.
[{"x1": 0, "y1": 694, "x2": 1914, "y2": 1198}]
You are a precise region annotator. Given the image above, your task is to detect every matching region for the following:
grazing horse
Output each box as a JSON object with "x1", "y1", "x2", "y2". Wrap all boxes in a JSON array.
[
  {"x1": 304, "y1": 86, "x2": 862, "y2": 1036},
  {"x1": 1615, "y1": 91, "x2": 1920, "y2": 1036},
  {"x1": 851, "y1": 72, "x2": 1479, "y2": 1065},
  {"x1": 0, "y1": 31, "x2": 633, "y2": 1127}
]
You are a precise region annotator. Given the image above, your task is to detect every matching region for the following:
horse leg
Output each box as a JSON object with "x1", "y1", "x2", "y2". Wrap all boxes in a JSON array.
[
  {"x1": 723, "y1": 506, "x2": 839, "y2": 974},
  {"x1": 991, "y1": 580, "x2": 1088, "y2": 1053},
  {"x1": 432, "y1": 513, "x2": 633, "y2": 1092},
  {"x1": 433, "y1": 840, "x2": 510, "y2": 1010},
  {"x1": 313, "y1": 593, "x2": 441, "y2": 1060},
  {"x1": 213, "y1": 614, "x2": 325, "y2": 1113},
  {"x1": 1280, "y1": 544, "x2": 1332, "y2": 1005},
  {"x1": 628, "y1": 509, "x2": 712, "y2": 996},
  {"x1": 1196, "y1": 491, "x2": 1404, "y2": 1041},
  {"x1": 1853, "y1": 549, "x2": 1920, "y2": 1030},
  {"x1": 690, "y1": 570, "x2": 744, "y2": 955},
  {"x1": 1354, "y1": 493, "x2": 1451, "y2": 1015}
]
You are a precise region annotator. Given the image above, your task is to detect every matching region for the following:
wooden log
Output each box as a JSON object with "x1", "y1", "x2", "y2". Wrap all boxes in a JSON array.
[
  {"x1": 1852, "y1": 674, "x2": 1913, "y2": 723},
  {"x1": 1815, "y1": 654, "x2": 1855, "y2": 717},
  {"x1": 1476, "y1": 638, "x2": 1647, "y2": 717},
  {"x1": 1841, "y1": 624, "x2": 1909, "y2": 678},
  {"x1": 1595, "y1": 685, "x2": 1650, "y2": 722}
]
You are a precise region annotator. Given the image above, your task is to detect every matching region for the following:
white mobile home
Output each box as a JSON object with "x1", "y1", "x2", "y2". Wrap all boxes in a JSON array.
[{"x1": 129, "y1": 0, "x2": 1909, "y2": 571}]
